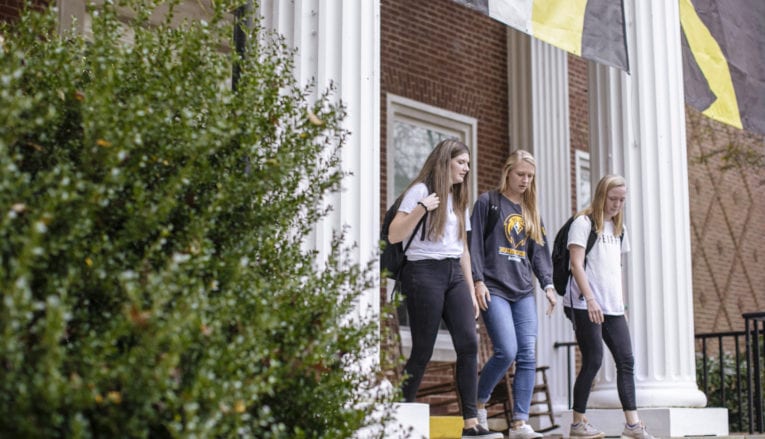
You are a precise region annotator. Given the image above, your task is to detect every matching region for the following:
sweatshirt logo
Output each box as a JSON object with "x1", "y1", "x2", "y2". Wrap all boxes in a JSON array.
[{"x1": 498, "y1": 214, "x2": 527, "y2": 261}]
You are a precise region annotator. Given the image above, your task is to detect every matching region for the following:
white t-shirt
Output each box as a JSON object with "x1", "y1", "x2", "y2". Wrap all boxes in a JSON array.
[
  {"x1": 399, "y1": 183, "x2": 470, "y2": 261},
  {"x1": 563, "y1": 216, "x2": 630, "y2": 315}
]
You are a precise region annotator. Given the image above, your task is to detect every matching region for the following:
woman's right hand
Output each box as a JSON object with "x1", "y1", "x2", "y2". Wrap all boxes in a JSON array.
[
  {"x1": 474, "y1": 281, "x2": 491, "y2": 311},
  {"x1": 586, "y1": 298, "x2": 604, "y2": 324}
]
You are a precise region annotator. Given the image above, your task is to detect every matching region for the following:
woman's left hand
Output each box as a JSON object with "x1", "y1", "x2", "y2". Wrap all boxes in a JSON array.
[
  {"x1": 544, "y1": 287, "x2": 557, "y2": 316},
  {"x1": 470, "y1": 290, "x2": 480, "y2": 319},
  {"x1": 474, "y1": 281, "x2": 490, "y2": 311}
]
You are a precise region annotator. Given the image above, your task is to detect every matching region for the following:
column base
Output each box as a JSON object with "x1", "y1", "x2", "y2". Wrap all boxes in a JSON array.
[
  {"x1": 559, "y1": 408, "x2": 729, "y2": 437},
  {"x1": 588, "y1": 383, "x2": 708, "y2": 408},
  {"x1": 377, "y1": 402, "x2": 429, "y2": 439}
]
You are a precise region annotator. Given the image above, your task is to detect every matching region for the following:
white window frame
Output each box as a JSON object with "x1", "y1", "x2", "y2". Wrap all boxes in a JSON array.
[
  {"x1": 575, "y1": 150, "x2": 591, "y2": 212},
  {"x1": 386, "y1": 93, "x2": 478, "y2": 361}
]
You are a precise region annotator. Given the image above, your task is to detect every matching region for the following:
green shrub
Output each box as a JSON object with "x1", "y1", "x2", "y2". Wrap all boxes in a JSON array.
[
  {"x1": 0, "y1": 1, "x2": 395, "y2": 437},
  {"x1": 696, "y1": 347, "x2": 765, "y2": 432}
]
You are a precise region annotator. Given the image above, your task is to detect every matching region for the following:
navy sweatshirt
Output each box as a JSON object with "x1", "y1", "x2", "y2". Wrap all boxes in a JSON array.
[{"x1": 469, "y1": 191, "x2": 554, "y2": 302}]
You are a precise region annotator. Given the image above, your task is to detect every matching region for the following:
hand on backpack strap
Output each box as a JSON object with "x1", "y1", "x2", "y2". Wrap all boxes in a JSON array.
[{"x1": 418, "y1": 193, "x2": 439, "y2": 212}]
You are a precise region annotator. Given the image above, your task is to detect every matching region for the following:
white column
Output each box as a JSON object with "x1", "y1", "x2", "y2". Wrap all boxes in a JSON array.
[
  {"x1": 259, "y1": 3, "x2": 422, "y2": 438},
  {"x1": 258, "y1": 0, "x2": 380, "y2": 307},
  {"x1": 508, "y1": 30, "x2": 574, "y2": 421},
  {"x1": 587, "y1": 0, "x2": 707, "y2": 409}
]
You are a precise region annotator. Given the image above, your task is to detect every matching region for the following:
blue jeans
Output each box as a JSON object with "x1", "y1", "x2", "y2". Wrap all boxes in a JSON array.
[{"x1": 477, "y1": 293, "x2": 538, "y2": 421}]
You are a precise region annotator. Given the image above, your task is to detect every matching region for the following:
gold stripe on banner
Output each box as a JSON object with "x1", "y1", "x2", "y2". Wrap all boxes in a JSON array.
[
  {"x1": 679, "y1": 0, "x2": 742, "y2": 129},
  {"x1": 531, "y1": 0, "x2": 587, "y2": 56}
]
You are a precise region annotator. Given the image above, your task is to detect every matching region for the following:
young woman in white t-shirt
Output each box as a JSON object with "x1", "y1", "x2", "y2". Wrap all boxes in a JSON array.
[
  {"x1": 388, "y1": 139, "x2": 501, "y2": 439},
  {"x1": 563, "y1": 174, "x2": 654, "y2": 439}
]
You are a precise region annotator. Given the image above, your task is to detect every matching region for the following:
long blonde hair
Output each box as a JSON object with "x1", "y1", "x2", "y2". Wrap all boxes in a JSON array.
[
  {"x1": 498, "y1": 150, "x2": 543, "y2": 244},
  {"x1": 579, "y1": 174, "x2": 626, "y2": 236},
  {"x1": 404, "y1": 138, "x2": 471, "y2": 242}
]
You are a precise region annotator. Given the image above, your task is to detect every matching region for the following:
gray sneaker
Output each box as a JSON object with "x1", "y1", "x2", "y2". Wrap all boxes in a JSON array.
[
  {"x1": 507, "y1": 422, "x2": 543, "y2": 439},
  {"x1": 569, "y1": 418, "x2": 605, "y2": 439},
  {"x1": 621, "y1": 422, "x2": 655, "y2": 439},
  {"x1": 477, "y1": 407, "x2": 489, "y2": 430}
]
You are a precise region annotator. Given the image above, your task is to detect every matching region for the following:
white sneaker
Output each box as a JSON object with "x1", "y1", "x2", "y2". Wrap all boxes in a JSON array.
[
  {"x1": 477, "y1": 407, "x2": 489, "y2": 430},
  {"x1": 621, "y1": 422, "x2": 655, "y2": 439},
  {"x1": 507, "y1": 422, "x2": 543, "y2": 439},
  {"x1": 569, "y1": 418, "x2": 605, "y2": 439}
]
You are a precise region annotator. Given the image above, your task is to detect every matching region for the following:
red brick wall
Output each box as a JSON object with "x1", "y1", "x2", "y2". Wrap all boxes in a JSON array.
[
  {"x1": 568, "y1": 55, "x2": 589, "y2": 213},
  {"x1": 0, "y1": 0, "x2": 48, "y2": 22},
  {"x1": 0, "y1": 0, "x2": 24, "y2": 21},
  {"x1": 381, "y1": 0, "x2": 510, "y2": 212},
  {"x1": 685, "y1": 108, "x2": 765, "y2": 336}
]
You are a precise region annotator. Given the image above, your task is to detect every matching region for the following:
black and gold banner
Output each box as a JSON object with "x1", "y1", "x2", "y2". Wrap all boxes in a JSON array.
[
  {"x1": 452, "y1": 0, "x2": 628, "y2": 72},
  {"x1": 680, "y1": 0, "x2": 765, "y2": 135},
  {"x1": 454, "y1": 0, "x2": 764, "y2": 135}
]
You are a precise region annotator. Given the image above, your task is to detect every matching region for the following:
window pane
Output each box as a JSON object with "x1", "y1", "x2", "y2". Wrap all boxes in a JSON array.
[
  {"x1": 393, "y1": 121, "x2": 451, "y2": 196},
  {"x1": 575, "y1": 151, "x2": 591, "y2": 211}
]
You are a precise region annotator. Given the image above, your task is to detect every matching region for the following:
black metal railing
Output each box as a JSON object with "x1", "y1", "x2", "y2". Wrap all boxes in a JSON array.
[
  {"x1": 695, "y1": 311, "x2": 765, "y2": 434},
  {"x1": 744, "y1": 312, "x2": 765, "y2": 433},
  {"x1": 553, "y1": 340, "x2": 577, "y2": 410},
  {"x1": 696, "y1": 329, "x2": 747, "y2": 432}
]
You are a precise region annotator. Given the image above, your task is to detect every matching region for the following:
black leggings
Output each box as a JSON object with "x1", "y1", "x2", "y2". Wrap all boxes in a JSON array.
[
  {"x1": 565, "y1": 307, "x2": 636, "y2": 413},
  {"x1": 400, "y1": 258, "x2": 478, "y2": 420}
]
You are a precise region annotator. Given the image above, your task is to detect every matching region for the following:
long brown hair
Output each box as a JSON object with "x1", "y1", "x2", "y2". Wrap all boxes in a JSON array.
[
  {"x1": 498, "y1": 149, "x2": 543, "y2": 244},
  {"x1": 579, "y1": 174, "x2": 626, "y2": 236},
  {"x1": 403, "y1": 138, "x2": 471, "y2": 241}
]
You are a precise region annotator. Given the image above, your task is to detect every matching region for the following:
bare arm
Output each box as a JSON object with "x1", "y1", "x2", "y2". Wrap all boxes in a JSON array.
[
  {"x1": 461, "y1": 243, "x2": 479, "y2": 319},
  {"x1": 388, "y1": 192, "x2": 439, "y2": 244},
  {"x1": 570, "y1": 244, "x2": 604, "y2": 324}
]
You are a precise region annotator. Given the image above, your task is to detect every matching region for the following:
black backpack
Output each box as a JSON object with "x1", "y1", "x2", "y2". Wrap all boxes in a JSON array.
[
  {"x1": 468, "y1": 190, "x2": 502, "y2": 247},
  {"x1": 551, "y1": 215, "x2": 597, "y2": 296},
  {"x1": 551, "y1": 215, "x2": 624, "y2": 296},
  {"x1": 380, "y1": 196, "x2": 427, "y2": 281}
]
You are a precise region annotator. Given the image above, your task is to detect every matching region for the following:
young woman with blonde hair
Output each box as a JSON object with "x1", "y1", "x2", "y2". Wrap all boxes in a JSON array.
[
  {"x1": 564, "y1": 174, "x2": 654, "y2": 439},
  {"x1": 469, "y1": 149, "x2": 557, "y2": 438}
]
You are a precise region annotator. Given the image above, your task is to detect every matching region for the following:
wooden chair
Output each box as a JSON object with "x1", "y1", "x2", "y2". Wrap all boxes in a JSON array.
[{"x1": 483, "y1": 365, "x2": 558, "y2": 432}]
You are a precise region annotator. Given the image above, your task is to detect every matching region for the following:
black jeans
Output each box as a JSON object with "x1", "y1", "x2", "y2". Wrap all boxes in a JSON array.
[
  {"x1": 400, "y1": 258, "x2": 479, "y2": 420},
  {"x1": 565, "y1": 307, "x2": 636, "y2": 413}
]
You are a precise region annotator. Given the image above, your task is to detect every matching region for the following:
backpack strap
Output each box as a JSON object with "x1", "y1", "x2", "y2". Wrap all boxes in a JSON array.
[
  {"x1": 401, "y1": 183, "x2": 431, "y2": 252},
  {"x1": 584, "y1": 217, "x2": 598, "y2": 253},
  {"x1": 403, "y1": 213, "x2": 427, "y2": 252},
  {"x1": 483, "y1": 190, "x2": 501, "y2": 242},
  {"x1": 583, "y1": 215, "x2": 598, "y2": 269}
]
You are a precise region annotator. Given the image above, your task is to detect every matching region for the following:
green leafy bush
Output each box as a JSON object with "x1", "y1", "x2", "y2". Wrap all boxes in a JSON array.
[
  {"x1": 696, "y1": 346, "x2": 765, "y2": 432},
  {"x1": 0, "y1": 1, "x2": 394, "y2": 437}
]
